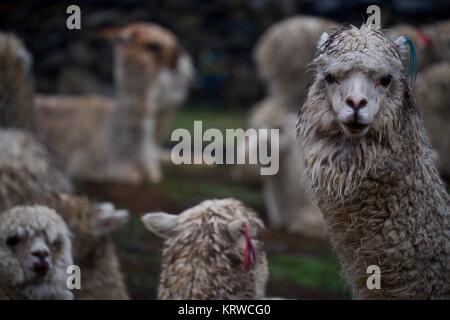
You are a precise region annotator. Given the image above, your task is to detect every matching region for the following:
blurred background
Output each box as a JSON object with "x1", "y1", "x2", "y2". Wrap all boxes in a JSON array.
[{"x1": 2, "y1": 0, "x2": 449, "y2": 299}]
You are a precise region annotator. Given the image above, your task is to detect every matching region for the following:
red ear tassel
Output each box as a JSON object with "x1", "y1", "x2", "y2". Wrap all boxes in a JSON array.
[
  {"x1": 242, "y1": 224, "x2": 256, "y2": 272},
  {"x1": 416, "y1": 29, "x2": 431, "y2": 47}
]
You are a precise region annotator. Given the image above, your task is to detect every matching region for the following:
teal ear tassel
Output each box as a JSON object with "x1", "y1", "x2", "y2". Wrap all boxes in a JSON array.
[{"x1": 404, "y1": 36, "x2": 417, "y2": 85}]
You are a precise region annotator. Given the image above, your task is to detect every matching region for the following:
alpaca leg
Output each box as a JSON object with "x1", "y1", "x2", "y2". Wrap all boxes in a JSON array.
[{"x1": 263, "y1": 179, "x2": 283, "y2": 228}]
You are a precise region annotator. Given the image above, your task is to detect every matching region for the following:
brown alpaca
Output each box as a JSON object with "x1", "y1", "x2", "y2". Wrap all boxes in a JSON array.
[
  {"x1": 0, "y1": 32, "x2": 130, "y2": 300},
  {"x1": 297, "y1": 25, "x2": 450, "y2": 299},
  {"x1": 142, "y1": 199, "x2": 269, "y2": 299},
  {"x1": 35, "y1": 22, "x2": 193, "y2": 184}
]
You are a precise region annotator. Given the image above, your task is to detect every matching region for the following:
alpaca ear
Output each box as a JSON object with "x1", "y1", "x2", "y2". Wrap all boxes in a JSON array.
[
  {"x1": 90, "y1": 203, "x2": 129, "y2": 236},
  {"x1": 99, "y1": 26, "x2": 133, "y2": 45},
  {"x1": 394, "y1": 35, "x2": 418, "y2": 83},
  {"x1": 394, "y1": 36, "x2": 409, "y2": 55},
  {"x1": 394, "y1": 36, "x2": 411, "y2": 64},
  {"x1": 142, "y1": 212, "x2": 178, "y2": 238},
  {"x1": 317, "y1": 32, "x2": 329, "y2": 49},
  {"x1": 226, "y1": 218, "x2": 248, "y2": 241},
  {"x1": 167, "y1": 45, "x2": 183, "y2": 69}
]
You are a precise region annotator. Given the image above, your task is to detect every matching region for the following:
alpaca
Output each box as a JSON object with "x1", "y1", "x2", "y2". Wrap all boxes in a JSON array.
[
  {"x1": 235, "y1": 98, "x2": 325, "y2": 239},
  {"x1": 35, "y1": 22, "x2": 194, "y2": 184},
  {"x1": 0, "y1": 205, "x2": 73, "y2": 300},
  {"x1": 254, "y1": 15, "x2": 340, "y2": 111},
  {"x1": 416, "y1": 62, "x2": 450, "y2": 178},
  {"x1": 0, "y1": 32, "x2": 130, "y2": 300},
  {"x1": 142, "y1": 198, "x2": 269, "y2": 299},
  {"x1": 297, "y1": 25, "x2": 450, "y2": 299},
  {"x1": 0, "y1": 129, "x2": 130, "y2": 300}
]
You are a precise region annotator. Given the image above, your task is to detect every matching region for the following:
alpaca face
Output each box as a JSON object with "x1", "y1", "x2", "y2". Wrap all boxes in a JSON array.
[
  {"x1": 106, "y1": 23, "x2": 182, "y2": 85},
  {"x1": 324, "y1": 69, "x2": 393, "y2": 137},
  {"x1": 308, "y1": 25, "x2": 408, "y2": 140},
  {"x1": 4, "y1": 233, "x2": 58, "y2": 283},
  {"x1": 0, "y1": 206, "x2": 72, "y2": 289},
  {"x1": 297, "y1": 26, "x2": 411, "y2": 199}
]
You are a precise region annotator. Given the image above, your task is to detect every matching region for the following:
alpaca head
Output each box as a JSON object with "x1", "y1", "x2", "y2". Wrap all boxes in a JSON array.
[
  {"x1": 62, "y1": 200, "x2": 129, "y2": 259},
  {"x1": 103, "y1": 22, "x2": 192, "y2": 95},
  {"x1": 298, "y1": 25, "x2": 419, "y2": 200},
  {"x1": 309, "y1": 25, "x2": 410, "y2": 139},
  {"x1": 0, "y1": 32, "x2": 34, "y2": 130},
  {"x1": 142, "y1": 198, "x2": 268, "y2": 299},
  {"x1": 0, "y1": 206, "x2": 73, "y2": 299}
]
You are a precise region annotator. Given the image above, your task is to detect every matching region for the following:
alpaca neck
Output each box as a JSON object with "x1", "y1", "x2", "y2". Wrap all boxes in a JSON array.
[{"x1": 109, "y1": 58, "x2": 157, "y2": 160}]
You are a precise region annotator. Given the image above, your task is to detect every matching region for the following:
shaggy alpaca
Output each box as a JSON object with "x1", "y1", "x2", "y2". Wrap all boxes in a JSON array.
[
  {"x1": 142, "y1": 198, "x2": 269, "y2": 299},
  {"x1": 297, "y1": 25, "x2": 450, "y2": 299},
  {"x1": 254, "y1": 15, "x2": 340, "y2": 111},
  {"x1": 0, "y1": 33, "x2": 130, "y2": 300},
  {"x1": 235, "y1": 98, "x2": 325, "y2": 239},
  {"x1": 416, "y1": 62, "x2": 450, "y2": 178},
  {"x1": 0, "y1": 205, "x2": 73, "y2": 300},
  {"x1": 0, "y1": 129, "x2": 130, "y2": 300},
  {"x1": 35, "y1": 22, "x2": 194, "y2": 184}
]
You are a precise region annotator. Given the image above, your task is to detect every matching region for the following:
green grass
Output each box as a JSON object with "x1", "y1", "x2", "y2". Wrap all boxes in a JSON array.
[
  {"x1": 269, "y1": 254, "x2": 344, "y2": 292},
  {"x1": 171, "y1": 106, "x2": 248, "y2": 133},
  {"x1": 159, "y1": 166, "x2": 264, "y2": 212}
]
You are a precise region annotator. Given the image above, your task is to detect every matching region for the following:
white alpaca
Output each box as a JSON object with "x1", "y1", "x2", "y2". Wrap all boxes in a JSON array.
[
  {"x1": 0, "y1": 205, "x2": 73, "y2": 300},
  {"x1": 298, "y1": 25, "x2": 450, "y2": 299},
  {"x1": 142, "y1": 198, "x2": 269, "y2": 299}
]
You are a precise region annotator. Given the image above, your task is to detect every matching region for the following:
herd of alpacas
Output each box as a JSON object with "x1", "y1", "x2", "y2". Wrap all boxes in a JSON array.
[{"x1": 0, "y1": 16, "x2": 449, "y2": 299}]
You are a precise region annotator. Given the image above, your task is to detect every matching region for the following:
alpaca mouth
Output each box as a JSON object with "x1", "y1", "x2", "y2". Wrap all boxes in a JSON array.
[{"x1": 341, "y1": 121, "x2": 369, "y2": 136}]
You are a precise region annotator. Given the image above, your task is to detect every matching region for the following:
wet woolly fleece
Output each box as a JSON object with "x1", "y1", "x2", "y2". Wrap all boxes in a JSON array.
[{"x1": 297, "y1": 25, "x2": 450, "y2": 299}]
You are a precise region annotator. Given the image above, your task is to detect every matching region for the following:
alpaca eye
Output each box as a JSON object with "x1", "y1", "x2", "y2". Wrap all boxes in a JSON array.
[
  {"x1": 380, "y1": 74, "x2": 392, "y2": 87},
  {"x1": 52, "y1": 237, "x2": 62, "y2": 250},
  {"x1": 324, "y1": 73, "x2": 337, "y2": 84},
  {"x1": 6, "y1": 235, "x2": 21, "y2": 247},
  {"x1": 145, "y1": 42, "x2": 162, "y2": 53}
]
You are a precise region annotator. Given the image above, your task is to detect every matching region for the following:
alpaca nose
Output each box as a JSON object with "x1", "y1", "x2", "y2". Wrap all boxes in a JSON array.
[
  {"x1": 345, "y1": 95, "x2": 367, "y2": 110},
  {"x1": 32, "y1": 250, "x2": 49, "y2": 260}
]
